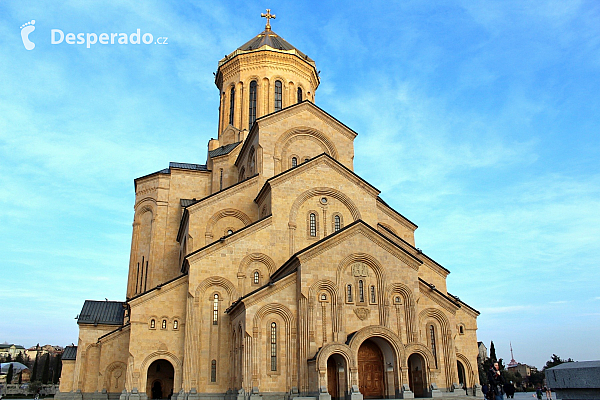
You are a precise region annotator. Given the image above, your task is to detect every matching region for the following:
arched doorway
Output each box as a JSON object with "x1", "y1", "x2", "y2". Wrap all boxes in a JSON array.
[
  {"x1": 146, "y1": 359, "x2": 174, "y2": 399},
  {"x1": 358, "y1": 339, "x2": 384, "y2": 398},
  {"x1": 326, "y1": 354, "x2": 347, "y2": 400},
  {"x1": 457, "y1": 360, "x2": 466, "y2": 389},
  {"x1": 407, "y1": 353, "x2": 427, "y2": 398}
]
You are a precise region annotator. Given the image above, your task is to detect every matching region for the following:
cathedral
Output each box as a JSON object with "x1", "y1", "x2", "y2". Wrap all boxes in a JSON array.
[{"x1": 57, "y1": 12, "x2": 482, "y2": 400}]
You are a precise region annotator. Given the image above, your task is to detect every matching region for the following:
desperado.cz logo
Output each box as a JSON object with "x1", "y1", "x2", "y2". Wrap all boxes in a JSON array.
[{"x1": 20, "y1": 20, "x2": 168, "y2": 50}]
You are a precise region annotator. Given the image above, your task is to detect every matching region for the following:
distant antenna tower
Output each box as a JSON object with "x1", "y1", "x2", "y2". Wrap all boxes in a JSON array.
[{"x1": 507, "y1": 342, "x2": 518, "y2": 368}]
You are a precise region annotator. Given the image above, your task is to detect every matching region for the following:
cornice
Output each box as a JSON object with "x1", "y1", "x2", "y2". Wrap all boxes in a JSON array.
[
  {"x1": 127, "y1": 274, "x2": 188, "y2": 306},
  {"x1": 376, "y1": 198, "x2": 418, "y2": 231},
  {"x1": 418, "y1": 279, "x2": 459, "y2": 315}
]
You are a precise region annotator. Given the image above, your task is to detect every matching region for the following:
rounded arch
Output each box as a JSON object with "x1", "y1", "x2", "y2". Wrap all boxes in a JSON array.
[
  {"x1": 418, "y1": 308, "x2": 454, "y2": 390},
  {"x1": 139, "y1": 352, "x2": 182, "y2": 395},
  {"x1": 385, "y1": 282, "x2": 418, "y2": 342},
  {"x1": 205, "y1": 208, "x2": 252, "y2": 238},
  {"x1": 347, "y1": 325, "x2": 406, "y2": 367},
  {"x1": 103, "y1": 361, "x2": 126, "y2": 392},
  {"x1": 404, "y1": 343, "x2": 437, "y2": 370},
  {"x1": 252, "y1": 303, "x2": 296, "y2": 329},
  {"x1": 237, "y1": 253, "x2": 276, "y2": 275},
  {"x1": 194, "y1": 276, "x2": 238, "y2": 302},
  {"x1": 316, "y1": 343, "x2": 356, "y2": 372},
  {"x1": 308, "y1": 279, "x2": 339, "y2": 305},
  {"x1": 289, "y1": 187, "x2": 361, "y2": 223},
  {"x1": 418, "y1": 308, "x2": 451, "y2": 332},
  {"x1": 456, "y1": 353, "x2": 475, "y2": 387},
  {"x1": 275, "y1": 126, "x2": 339, "y2": 166}
]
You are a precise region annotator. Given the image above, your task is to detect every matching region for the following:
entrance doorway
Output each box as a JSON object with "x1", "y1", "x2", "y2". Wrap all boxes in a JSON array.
[
  {"x1": 326, "y1": 353, "x2": 347, "y2": 400},
  {"x1": 358, "y1": 340, "x2": 384, "y2": 398},
  {"x1": 146, "y1": 359, "x2": 175, "y2": 399},
  {"x1": 407, "y1": 353, "x2": 426, "y2": 398},
  {"x1": 457, "y1": 360, "x2": 466, "y2": 389}
]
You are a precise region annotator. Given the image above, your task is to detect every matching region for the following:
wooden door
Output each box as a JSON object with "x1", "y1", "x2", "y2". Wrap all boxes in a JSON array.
[
  {"x1": 327, "y1": 358, "x2": 338, "y2": 399},
  {"x1": 358, "y1": 340, "x2": 384, "y2": 398},
  {"x1": 412, "y1": 370, "x2": 424, "y2": 397}
]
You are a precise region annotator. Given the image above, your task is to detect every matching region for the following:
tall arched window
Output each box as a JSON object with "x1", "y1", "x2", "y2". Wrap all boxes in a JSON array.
[
  {"x1": 297, "y1": 87, "x2": 303, "y2": 103},
  {"x1": 334, "y1": 215, "x2": 341, "y2": 232},
  {"x1": 173, "y1": 320, "x2": 179, "y2": 330},
  {"x1": 253, "y1": 271, "x2": 260, "y2": 285},
  {"x1": 274, "y1": 80, "x2": 282, "y2": 111},
  {"x1": 429, "y1": 325, "x2": 438, "y2": 368},
  {"x1": 346, "y1": 284, "x2": 353, "y2": 302},
  {"x1": 249, "y1": 80, "x2": 257, "y2": 129},
  {"x1": 370, "y1": 286, "x2": 376, "y2": 303},
  {"x1": 309, "y1": 213, "x2": 317, "y2": 237},
  {"x1": 229, "y1": 87, "x2": 235, "y2": 125},
  {"x1": 270, "y1": 322, "x2": 277, "y2": 371},
  {"x1": 211, "y1": 359, "x2": 217, "y2": 382},
  {"x1": 150, "y1": 319, "x2": 155, "y2": 329},
  {"x1": 358, "y1": 280, "x2": 364, "y2": 302},
  {"x1": 213, "y1": 294, "x2": 219, "y2": 325},
  {"x1": 248, "y1": 147, "x2": 256, "y2": 176},
  {"x1": 291, "y1": 157, "x2": 297, "y2": 167},
  {"x1": 162, "y1": 319, "x2": 167, "y2": 329}
]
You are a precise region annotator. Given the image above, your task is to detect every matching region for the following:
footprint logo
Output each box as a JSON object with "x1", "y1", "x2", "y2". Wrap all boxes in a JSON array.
[{"x1": 20, "y1": 20, "x2": 35, "y2": 50}]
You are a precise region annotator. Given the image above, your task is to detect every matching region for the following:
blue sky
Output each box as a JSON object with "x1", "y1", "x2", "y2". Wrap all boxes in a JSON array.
[{"x1": 1, "y1": 1, "x2": 599, "y2": 369}]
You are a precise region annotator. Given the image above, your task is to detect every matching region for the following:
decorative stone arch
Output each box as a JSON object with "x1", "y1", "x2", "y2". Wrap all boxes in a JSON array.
[
  {"x1": 308, "y1": 279, "x2": 341, "y2": 340},
  {"x1": 418, "y1": 308, "x2": 455, "y2": 390},
  {"x1": 194, "y1": 276, "x2": 238, "y2": 304},
  {"x1": 308, "y1": 279, "x2": 339, "y2": 305},
  {"x1": 103, "y1": 361, "x2": 126, "y2": 392},
  {"x1": 237, "y1": 253, "x2": 276, "y2": 275},
  {"x1": 134, "y1": 202, "x2": 156, "y2": 220},
  {"x1": 205, "y1": 208, "x2": 252, "y2": 243},
  {"x1": 456, "y1": 352, "x2": 475, "y2": 388},
  {"x1": 139, "y1": 351, "x2": 183, "y2": 395},
  {"x1": 378, "y1": 222, "x2": 397, "y2": 235},
  {"x1": 385, "y1": 283, "x2": 418, "y2": 343},
  {"x1": 404, "y1": 343, "x2": 437, "y2": 370},
  {"x1": 274, "y1": 127, "x2": 339, "y2": 173},
  {"x1": 252, "y1": 303, "x2": 296, "y2": 330},
  {"x1": 315, "y1": 343, "x2": 355, "y2": 393}
]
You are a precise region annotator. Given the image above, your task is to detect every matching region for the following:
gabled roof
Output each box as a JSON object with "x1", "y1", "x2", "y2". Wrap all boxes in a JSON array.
[
  {"x1": 62, "y1": 346, "x2": 77, "y2": 360},
  {"x1": 77, "y1": 300, "x2": 125, "y2": 325},
  {"x1": 208, "y1": 141, "x2": 241, "y2": 158}
]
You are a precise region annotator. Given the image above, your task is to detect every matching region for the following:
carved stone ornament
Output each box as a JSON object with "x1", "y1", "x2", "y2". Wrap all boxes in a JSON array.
[
  {"x1": 353, "y1": 307, "x2": 370, "y2": 320},
  {"x1": 351, "y1": 263, "x2": 369, "y2": 277}
]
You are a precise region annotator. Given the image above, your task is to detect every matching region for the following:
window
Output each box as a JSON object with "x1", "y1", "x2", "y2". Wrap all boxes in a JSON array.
[
  {"x1": 334, "y1": 215, "x2": 341, "y2": 232},
  {"x1": 253, "y1": 271, "x2": 260, "y2": 285},
  {"x1": 211, "y1": 359, "x2": 217, "y2": 382},
  {"x1": 150, "y1": 319, "x2": 156, "y2": 329},
  {"x1": 275, "y1": 80, "x2": 282, "y2": 111},
  {"x1": 248, "y1": 147, "x2": 256, "y2": 176},
  {"x1": 219, "y1": 168, "x2": 223, "y2": 191},
  {"x1": 270, "y1": 322, "x2": 277, "y2": 371},
  {"x1": 213, "y1": 294, "x2": 219, "y2": 325},
  {"x1": 161, "y1": 319, "x2": 167, "y2": 329},
  {"x1": 459, "y1": 325, "x2": 464, "y2": 334},
  {"x1": 370, "y1": 286, "x2": 376, "y2": 303},
  {"x1": 358, "y1": 280, "x2": 364, "y2": 302},
  {"x1": 394, "y1": 296, "x2": 401, "y2": 304},
  {"x1": 309, "y1": 213, "x2": 317, "y2": 237},
  {"x1": 227, "y1": 229, "x2": 233, "y2": 235},
  {"x1": 346, "y1": 284, "x2": 353, "y2": 302},
  {"x1": 249, "y1": 80, "x2": 257, "y2": 129},
  {"x1": 304, "y1": 157, "x2": 309, "y2": 162},
  {"x1": 291, "y1": 157, "x2": 297, "y2": 167},
  {"x1": 173, "y1": 320, "x2": 178, "y2": 330},
  {"x1": 320, "y1": 293, "x2": 327, "y2": 301},
  {"x1": 297, "y1": 87, "x2": 302, "y2": 103},
  {"x1": 229, "y1": 87, "x2": 235, "y2": 125},
  {"x1": 429, "y1": 325, "x2": 438, "y2": 368}
]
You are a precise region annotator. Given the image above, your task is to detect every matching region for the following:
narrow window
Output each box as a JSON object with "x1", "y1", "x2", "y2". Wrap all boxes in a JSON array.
[
  {"x1": 173, "y1": 320, "x2": 178, "y2": 330},
  {"x1": 227, "y1": 229, "x2": 233, "y2": 235},
  {"x1": 162, "y1": 319, "x2": 167, "y2": 329},
  {"x1": 229, "y1": 87, "x2": 235, "y2": 125},
  {"x1": 291, "y1": 157, "x2": 297, "y2": 167},
  {"x1": 309, "y1": 213, "x2": 317, "y2": 237},
  {"x1": 304, "y1": 157, "x2": 309, "y2": 162},
  {"x1": 254, "y1": 271, "x2": 260, "y2": 285},
  {"x1": 211, "y1": 359, "x2": 217, "y2": 382},
  {"x1": 358, "y1": 280, "x2": 364, "y2": 302},
  {"x1": 239, "y1": 167, "x2": 245, "y2": 182},
  {"x1": 320, "y1": 293, "x2": 327, "y2": 301},
  {"x1": 370, "y1": 286, "x2": 376, "y2": 303},
  {"x1": 346, "y1": 284, "x2": 353, "y2": 302},
  {"x1": 334, "y1": 215, "x2": 341, "y2": 232},
  {"x1": 274, "y1": 80, "x2": 282, "y2": 111},
  {"x1": 270, "y1": 322, "x2": 277, "y2": 371},
  {"x1": 459, "y1": 325, "x2": 464, "y2": 334},
  {"x1": 248, "y1": 147, "x2": 256, "y2": 176},
  {"x1": 219, "y1": 168, "x2": 223, "y2": 191},
  {"x1": 213, "y1": 294, "x2": 219, "y2": 325},
  {"x1": 150, "y1": 319, "x2": 155, "y2": 329},
  {"x1": 249, "y1": 81, "x2": 257, "y2": 129},
  {"x1": 429, "y1": 325, "x2": 438, "y2": 368},
  {"x1": 297, "y1": 87, "x2": 302, "y2": 103}
]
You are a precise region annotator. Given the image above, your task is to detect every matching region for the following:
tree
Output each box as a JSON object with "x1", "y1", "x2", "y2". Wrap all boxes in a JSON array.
[
  {"x1": 53, "y1": 354, "x2": 62, "y2": 384},
  {"x1": 6, "y1": 362, "x2": 14, "y2": 384},
  {"x1": 16, "y1": 352, "x2": 25, "y2": 364},
  {"x1": 543, "y1": 354, "x2": 574, "y2": 370},
  {"x1": 42, "y1": 353, "x2": 50, "y2": 384},
  {"x1": 490, "y1": 341, "x2": 497, "y2": 361},
  {"x1": 529, "y1": 370, "x2": 545, "y2": 387},
  {"x1": 32, "y1": 353, "x2": 39, "y2": 382}
]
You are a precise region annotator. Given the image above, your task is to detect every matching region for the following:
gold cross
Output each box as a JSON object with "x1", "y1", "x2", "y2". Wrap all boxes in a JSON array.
[{"x1": 261, "y1": 9, "x2": 276, "y2": 30}]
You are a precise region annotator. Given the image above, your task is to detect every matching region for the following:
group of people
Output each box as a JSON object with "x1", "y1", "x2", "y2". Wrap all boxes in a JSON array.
[{"x1": 483, "y1": 362, "x2": 552, "y2": 400}]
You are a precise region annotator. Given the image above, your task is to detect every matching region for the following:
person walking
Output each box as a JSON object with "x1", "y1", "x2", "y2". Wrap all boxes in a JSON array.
[
  {"x1": 545, "y1": 386, "x2": 553, "y2": 400},
  {"x1": 487, "y1": 362, "x2": 506, "y2": 400}
]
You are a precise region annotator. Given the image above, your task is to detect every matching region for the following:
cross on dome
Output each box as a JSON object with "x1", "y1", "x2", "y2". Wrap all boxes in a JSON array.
[{"x1": 261, "y1": 9, "x2": 276, "y2": 31}]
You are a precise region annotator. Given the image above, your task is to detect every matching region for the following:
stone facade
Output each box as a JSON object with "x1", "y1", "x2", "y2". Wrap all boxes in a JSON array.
[{"x1": 58, "y1": 17, "x2": 481, "y2": 400}]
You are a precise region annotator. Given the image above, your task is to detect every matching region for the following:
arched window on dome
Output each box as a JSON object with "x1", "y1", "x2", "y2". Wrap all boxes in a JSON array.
[
  {"x1": 229, "y1": 87, "x2": 235, "y2": 125},
  {"x1": 275, "y1": 80, "x2": 282, "y2": 111},
  {"x1": 249, "y1": 80, "x2": 257, "y2": 129},
  {"x1": 297, "y1": 87, "x2": 303, "y2": 103}
]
